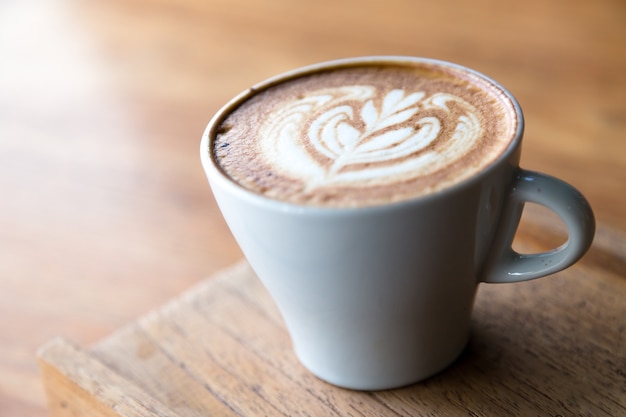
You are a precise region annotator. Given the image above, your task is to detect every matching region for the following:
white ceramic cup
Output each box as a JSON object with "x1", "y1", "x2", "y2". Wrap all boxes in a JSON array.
[{"x1": 200, "y1": 57, "x2": 595, "y2": 390}]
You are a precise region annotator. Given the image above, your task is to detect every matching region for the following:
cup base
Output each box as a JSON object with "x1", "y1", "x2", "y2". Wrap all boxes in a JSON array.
[{"x1": 294, "y1": 336, "x2": 470, "y2": 391}]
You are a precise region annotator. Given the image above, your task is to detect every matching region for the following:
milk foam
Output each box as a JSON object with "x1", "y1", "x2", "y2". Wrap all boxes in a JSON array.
[
  {"x1": 258, "y1": 86, "x2": 483, "y2": 190},
  {"x1": 212, "y1": 63, "x2": 517, "y2": 207}
]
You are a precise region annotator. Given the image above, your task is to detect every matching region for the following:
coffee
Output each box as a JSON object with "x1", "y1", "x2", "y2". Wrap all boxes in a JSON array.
[
  {"x1": 202, "y1": 58, "x2": 595, "y2": 390},
  {"x1": 211, "y1": 59, "x2": 518, "y2": 207}
]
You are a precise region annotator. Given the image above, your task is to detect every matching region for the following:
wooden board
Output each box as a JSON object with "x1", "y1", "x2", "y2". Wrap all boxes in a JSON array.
[{"x1": 38, "y1": 211, "x2": 626, "y2": 417}]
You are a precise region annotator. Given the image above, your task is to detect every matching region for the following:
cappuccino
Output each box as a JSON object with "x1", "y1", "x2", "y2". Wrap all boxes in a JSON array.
[{"x1": 211, "y1": 59, "x2": 518, "y2": 207}]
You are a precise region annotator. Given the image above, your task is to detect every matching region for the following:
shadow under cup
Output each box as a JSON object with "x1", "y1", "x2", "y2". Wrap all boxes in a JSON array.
[{"x1": 200, "y1": 56, "x2": 595, "y2": 390}]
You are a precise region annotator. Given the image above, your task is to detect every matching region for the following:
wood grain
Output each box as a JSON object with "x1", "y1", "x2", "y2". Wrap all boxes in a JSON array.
[
  {"x1": 37, "y1": 217, "x2": 626, "y2": 416},
  {"x1": 1, "y1": 0, "x2": 625, "y2": 415}
]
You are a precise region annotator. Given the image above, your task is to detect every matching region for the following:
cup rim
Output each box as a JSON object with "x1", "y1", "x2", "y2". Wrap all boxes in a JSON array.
[{"x1": 200, "y1": 55, "x2": 525, "y2": 215}]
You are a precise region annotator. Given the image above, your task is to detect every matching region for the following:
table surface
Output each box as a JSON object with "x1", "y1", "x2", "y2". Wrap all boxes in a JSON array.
[{"x1": 1, "y1": 0, "x2": 625, "y2": 415}]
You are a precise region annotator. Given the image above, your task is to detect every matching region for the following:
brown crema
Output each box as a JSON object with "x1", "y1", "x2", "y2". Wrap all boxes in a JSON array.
[{"x1": 212, "y1": 61, "x2": 519, "y2": 207}]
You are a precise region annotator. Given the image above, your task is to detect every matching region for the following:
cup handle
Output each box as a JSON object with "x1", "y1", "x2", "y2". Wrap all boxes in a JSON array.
[{"x1": 482, "y1": 169, "x2": 595, "y2": 283}]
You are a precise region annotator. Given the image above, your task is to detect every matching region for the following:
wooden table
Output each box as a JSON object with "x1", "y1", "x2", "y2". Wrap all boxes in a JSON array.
[{"x1": 1, "y1": 0, "x2": 624, "y2": 415}]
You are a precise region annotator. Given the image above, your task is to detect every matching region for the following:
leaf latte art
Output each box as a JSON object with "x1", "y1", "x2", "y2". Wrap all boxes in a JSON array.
[
  {"x1": 212, "y1": 63, "x2": 517, "y2": 207},
  {"x1": 257, "y1": 86, "x2": 483, "y2": 189}
]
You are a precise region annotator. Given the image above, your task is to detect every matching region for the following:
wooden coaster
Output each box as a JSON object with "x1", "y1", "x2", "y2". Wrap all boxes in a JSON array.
[{"x1": 38, "y1": 214, "x2": 626, "y2": 416}]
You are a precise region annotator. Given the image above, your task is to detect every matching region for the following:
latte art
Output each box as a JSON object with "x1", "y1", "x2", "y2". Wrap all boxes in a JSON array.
[
  {"x1": 212, "y1": 63, "x2": 517, "y2": 207},
  {"x1": 258, "y1": 86, "x2": 483, "y2": 190}
]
